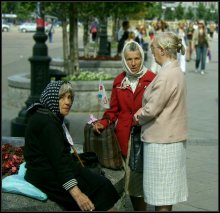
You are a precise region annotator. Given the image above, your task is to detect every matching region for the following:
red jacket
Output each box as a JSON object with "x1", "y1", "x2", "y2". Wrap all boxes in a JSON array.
[{"x1": 99, "y1": 70, "x2": 156, "y2": 157}]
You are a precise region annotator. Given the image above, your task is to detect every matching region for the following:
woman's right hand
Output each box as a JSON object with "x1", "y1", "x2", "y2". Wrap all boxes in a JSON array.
[
  {"x1": 92, "y1": 122, "x2": 104, "y2": 134},
  {"x1": 69, "y1": 186, "x2": 95, "y2": 211}
]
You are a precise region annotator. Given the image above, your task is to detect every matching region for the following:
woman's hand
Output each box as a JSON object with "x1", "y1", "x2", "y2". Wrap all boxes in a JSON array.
[
  {"x1": 69, "y1": 186, "x2": 95, "y2": 211},
  {"x1": 134, "y1": 108, "x2": 143, "y2": 125},
  {"x1": 92, "y1": 122, "x2": 104, "y2": 134}
]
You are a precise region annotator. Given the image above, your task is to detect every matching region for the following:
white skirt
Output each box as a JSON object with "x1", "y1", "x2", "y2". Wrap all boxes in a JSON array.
[{"x1": 143, "y1": 141, "x2": 188, "y2": 206}]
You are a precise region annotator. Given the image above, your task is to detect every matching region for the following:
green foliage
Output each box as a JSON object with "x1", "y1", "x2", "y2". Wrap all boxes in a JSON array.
[
  {"x1": 1, "y1": 2, "x2": 218, "y2": 24},
  {"x1": 185, "y1": 6, "x2": 195, "y2": 21},
  {"x1": 144, "y1": 2, "x2": 162, "y2": 20},
  {"x1": 2, "y1": 2, "x2": 36, "y2": 22},
  {"x1": 43, "y1": 2, "x2": 70, "y2": 21},
  {"x1": 196, "y1": 3, "x2": 207, "y2": 20},
  {"x1": 66, "y1": 71, "x2": 113, "y2": 81},
  {"x1": 174, "y1": 3, "x2": 185, "y2": 21}
]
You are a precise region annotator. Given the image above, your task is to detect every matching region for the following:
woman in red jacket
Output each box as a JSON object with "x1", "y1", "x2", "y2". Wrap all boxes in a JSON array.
[{"x1": 93, "y1": 40, "x2": 156, "y2": 211}]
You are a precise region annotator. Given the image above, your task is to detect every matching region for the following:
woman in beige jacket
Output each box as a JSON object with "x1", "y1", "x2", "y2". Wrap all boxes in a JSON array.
[{"x1": 134, "y1": 32, "x2": 188, "y2": 211}]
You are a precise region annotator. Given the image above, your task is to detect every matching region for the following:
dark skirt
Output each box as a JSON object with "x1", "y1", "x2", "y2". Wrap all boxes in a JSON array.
[{"x1": 25, "y1": 167, "x2": 120, "y2": 211}]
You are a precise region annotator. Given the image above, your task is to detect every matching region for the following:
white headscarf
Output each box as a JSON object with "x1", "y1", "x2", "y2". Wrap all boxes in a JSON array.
[{"x1": 120, "y1": 41, "x2": 147, "y2": 92}]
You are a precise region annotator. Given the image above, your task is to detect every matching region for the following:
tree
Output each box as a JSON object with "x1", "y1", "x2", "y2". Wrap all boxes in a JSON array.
[
  {"x1": 77, "y1": 3, "x2": 101, "y2": 57},
  {"x1": 2, "y1": 2, "x2": 36, "y2": 23},
  {"x1": 196, "y1": 3, "x2": 207, "y2": 21},
  {"x1": 205, "y1": 3, "x2": 218, "y2": 22},
  {"x1": 174, "y1": 3, "x2": 185, "y2": 21},
  {"x1": 184, "y1": 6, "x2": 195, "y2": 21},
  {"x1": 144, "y1": 2, "x2": 162, "y2": 20}
]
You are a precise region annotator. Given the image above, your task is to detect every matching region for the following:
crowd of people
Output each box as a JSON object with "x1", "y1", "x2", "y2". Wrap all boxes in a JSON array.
[
  {"x1": 87, "y1": 17, "x2": 215, "y2": 76},
  {"x1": 124, "y1": 19, "x2": 215, "y2": 75}
]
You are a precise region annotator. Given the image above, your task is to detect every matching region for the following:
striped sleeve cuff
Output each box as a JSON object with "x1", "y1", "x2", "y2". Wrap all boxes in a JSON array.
[{"x1": 62, "y1": 179, "x2": 78, "y2": 191}]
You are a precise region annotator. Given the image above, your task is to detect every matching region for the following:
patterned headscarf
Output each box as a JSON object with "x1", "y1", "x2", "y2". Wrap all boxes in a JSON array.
[{"x1": 39, "y1": 80, "x2": 64, "y2": 115}]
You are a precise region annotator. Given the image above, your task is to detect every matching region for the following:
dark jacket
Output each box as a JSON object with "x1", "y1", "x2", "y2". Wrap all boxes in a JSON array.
[
  {"x1": 24, "y1": 108, "x2": 103, "y2": 195},
  {"x1": 24, "y1": 108, "x2": 82, "y2": 184}
]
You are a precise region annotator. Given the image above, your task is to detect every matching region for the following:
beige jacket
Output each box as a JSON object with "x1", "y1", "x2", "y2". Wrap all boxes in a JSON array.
[
  {"x1": 192, "y1": 29, "x2": 210, "y2": 48},
  {"x1": 138, "y1": 60, "x2": 188, "y2": 143}
]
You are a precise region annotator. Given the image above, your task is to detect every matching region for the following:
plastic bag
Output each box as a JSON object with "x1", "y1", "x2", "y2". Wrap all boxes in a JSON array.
[
  {"x1": 2, "y1": 162, "x2": 47, "y2": 201},
  {"x1": 207, "y1": 49, "x2": 211, "y2": 61},
  {"x1": 206, "y1": 55, "x2": 209, "y2": 64},
  {"x1": 18, "y1": 162, "x2": 27, "y2": 176}
]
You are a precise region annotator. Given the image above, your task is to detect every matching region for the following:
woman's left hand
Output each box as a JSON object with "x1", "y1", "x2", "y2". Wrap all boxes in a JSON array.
[{"x1": 134, "y1": 108, "x2": 142, "y2": 124}]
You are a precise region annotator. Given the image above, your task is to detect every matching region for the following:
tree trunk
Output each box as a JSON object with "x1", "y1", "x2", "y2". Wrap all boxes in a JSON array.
[
  {"x1": 83, "y1": 19, "x2": 90, "y2": 58},
  {"x1": 69, "y1": 3, "x2": 79, "y2": 76},
  {"x1": 62, "y1": 19, "x2": 69, "y2": 75},
  {"x1": 112, "y1": 15, "x2": 117, "y2": 42},
  {"x1": 69, "y1": 4, "x2": 74, "y2": 75},
  {"x1": 115, "y1": 17, "x2": 120, "y2": 42},
  {"x1": 73, "y1": 4, "x2": 79, "y2": 75}
]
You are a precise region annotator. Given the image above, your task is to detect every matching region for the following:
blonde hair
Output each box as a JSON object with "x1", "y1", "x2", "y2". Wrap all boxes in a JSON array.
[
  {"x1": 154, "y1": 32, "x2": 185, "y2": 59},
  {"x1": 128, "y1": 31, "x2": 136, "y2": 40}
]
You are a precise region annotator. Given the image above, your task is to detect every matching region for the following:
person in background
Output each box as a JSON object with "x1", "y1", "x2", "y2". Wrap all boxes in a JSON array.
[
  {"x1": 192, "y1": 20, "x2": 210, "y2": 75},
  {"x1": 134, "y1": 26, "x2": 144, "y2": 47},
  {"x1": 209, "y1": 21, "x2": 216, "y2": 39},
  {"x1": 134, "y1": 31, "x2": 188, "y2": 211},
  {"x1": 90, "y1": 18, "x2": 99, "y2": 42},
  {"x1": 48, "y1": 20, "x2": 55, "y2": 43},
  {"x1": 150, "y1": 19, "x2": 169, "y2": 74},
  {"x1": 176, "y1": 21, "x2": 187, "y2": 74},
  {"x1": 24, "y1": 80, "x2": 120, "y2": 211},
  {"x1": 93, "y1": 41, "x2": 156, "y2": 211},
  {"x1": 154, "y1": 19, "x2": 168, "y2": 33},
  {"x1": 117, "y1": 20, "x2": 130, "y2": 56},
  {"x1": 125, "y1": 31, "x2": 136, "y2": 44},
  {"x1": 186, "y1": 22, "x2": 194, "y2": 61}
]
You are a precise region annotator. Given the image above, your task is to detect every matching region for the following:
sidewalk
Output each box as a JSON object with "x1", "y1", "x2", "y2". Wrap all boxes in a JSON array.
[{"x1": 2, "y1": 30, "x2": 218, "y2": 211}]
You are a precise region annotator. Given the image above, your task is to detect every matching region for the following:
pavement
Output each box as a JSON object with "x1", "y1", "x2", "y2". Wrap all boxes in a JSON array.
[{"x1": 2, "y1": 27, "x2": 218, "y2": 211}]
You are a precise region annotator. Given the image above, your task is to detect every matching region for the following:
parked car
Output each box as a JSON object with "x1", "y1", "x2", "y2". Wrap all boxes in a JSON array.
[
  {"x1": 2, "y1": 23, "x2": 10, "y2": 32},
  {"x1": 18, "y1": 22, "x2": 49, "y2": 33}
]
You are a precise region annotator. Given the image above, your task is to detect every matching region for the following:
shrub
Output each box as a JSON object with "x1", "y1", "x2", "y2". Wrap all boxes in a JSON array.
[{"x1": 66, "y1": 71, "x2": 114, "y2": 81}]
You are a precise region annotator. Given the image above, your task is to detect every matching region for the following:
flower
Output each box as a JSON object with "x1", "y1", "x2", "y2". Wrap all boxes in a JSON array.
[{"x1": 2, "y1": 144, "x2": 24, "y2": 176}]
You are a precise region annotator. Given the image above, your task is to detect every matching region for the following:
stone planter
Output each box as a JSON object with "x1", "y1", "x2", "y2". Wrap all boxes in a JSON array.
[
  {"x1": 50, "y1": 58, "x2": 122, "y2": 77},
  {"x1": 8, "y1": 73, "x2": 113, "y2": 112}
]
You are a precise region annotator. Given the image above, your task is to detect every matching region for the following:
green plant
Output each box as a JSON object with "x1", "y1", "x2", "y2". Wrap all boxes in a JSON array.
[{"x1": 66, "y1": 71, "x2": 114, "y2": 81}]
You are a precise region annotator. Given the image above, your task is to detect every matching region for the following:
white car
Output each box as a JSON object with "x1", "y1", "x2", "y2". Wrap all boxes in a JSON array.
[
  {"x1": 19, "y1": 22, "x2": 49, "y2": 33},
  {"x1": 2, "y1": 23, "x2": 10, "y2": 32}
]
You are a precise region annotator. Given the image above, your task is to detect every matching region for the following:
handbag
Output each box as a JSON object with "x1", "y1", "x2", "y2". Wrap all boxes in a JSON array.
[
  {"x1": 72, "y1": 151, "x2": 105, "y2": 176},
  {"x1": 83, "y1": 123, "x2": 123, "y2": 170},
  {"x1": 129, "y1": 126, "x2": 143, "y2": 173}
]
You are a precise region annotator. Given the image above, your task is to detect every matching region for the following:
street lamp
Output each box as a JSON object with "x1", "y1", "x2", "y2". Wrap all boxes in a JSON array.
[
  {"x1": 98, "y1": 3, "x2": 110, "y2": 57},
  {"x1": 11, "y1": 2, "x2": 51, "y2": 136}
]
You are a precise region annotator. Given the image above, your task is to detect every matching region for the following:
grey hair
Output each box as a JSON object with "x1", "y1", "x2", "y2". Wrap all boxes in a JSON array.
[
  {"x1": 59, "y1": 82, "x2": 74, "y2": 101},
  {"x1": 154, "y1": 32, "x2": 185, "y2": 59},
  {"x1": 123, "y1": 42, "x2": 142, "y2": 58}
]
